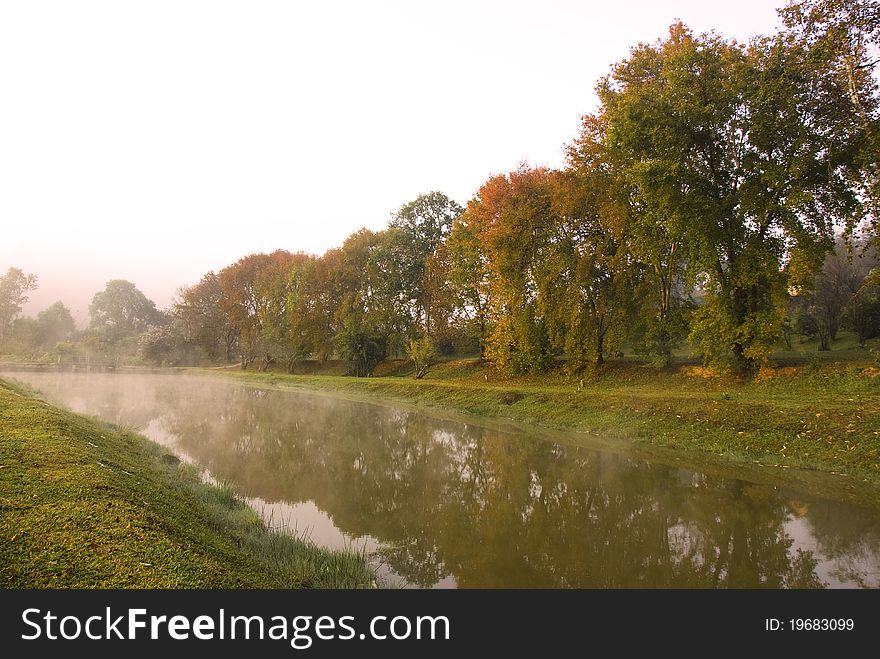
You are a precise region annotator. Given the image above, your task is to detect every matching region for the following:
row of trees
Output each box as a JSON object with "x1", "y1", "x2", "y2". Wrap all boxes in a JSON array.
[
  {"x1": 166, "y1": 3, "x2": 880, "y2": 375},
  {"x1": 3, "y1": 2, "x2": 878, "y2": 375},
  {"x1": 0, "y1": 271, "x2": 168, "y2": 364}
]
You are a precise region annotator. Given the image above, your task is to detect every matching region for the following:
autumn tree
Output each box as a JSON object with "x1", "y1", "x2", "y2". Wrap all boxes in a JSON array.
[
  {"x1": 467, "y1": 166, "x2": 556, "y2": 374},
  {"x1": 216, "y1": 251, "x2": 294, "y2": 369},
  {"x1": 175, "y1": 272, "x2": 238, "y2": 362}
]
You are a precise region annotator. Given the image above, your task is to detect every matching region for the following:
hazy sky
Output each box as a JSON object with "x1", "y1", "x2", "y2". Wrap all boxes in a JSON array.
[{"x1": 1, "y1": 1, "x2": 786, "y2": 324}]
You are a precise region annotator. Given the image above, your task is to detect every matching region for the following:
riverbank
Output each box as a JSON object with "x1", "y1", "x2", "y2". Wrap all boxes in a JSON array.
[
  {"x1": 205, "y1": 358, "x2": 880, "y2": 492},
  {"x1": 0, "y1": 378, "x2": 375, "y2": 588}
]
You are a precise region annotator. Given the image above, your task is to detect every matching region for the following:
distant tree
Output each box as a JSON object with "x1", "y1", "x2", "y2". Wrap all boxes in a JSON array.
[
  {"x1": 331, "y1": 230, "x2": 394, "y2": 374},
  {"x1": 257, "y1": 252, "x2": 316, "y2": 372},
  {"x1": 0, "y1": 267, "x2": 37, "y2": 346},
  {"x1": 440, "y1": 217, "x2": 492, "y2": 357},
  {"x1": 335, "y1": 322, "x2": 387, "y2": 377},
  {"x1": 33, "y1": 301, "x2": 76, "y2": 350},
  {"x1": 801, "y1": 240, "x2": 870, "y2": 349},
  {"x1": 216, "y1": 251, "x2": 294, "y2": 369},
  {"x1": 89, "y1": 280, "x2": 164, "y2": 336},
  {"x1": 841, "y1": 245, "x2": 880, "y2": 345},
  {"x1": 138, "y1": 321, "x2": 190, "y2": 366},
  {"x1": 175, "y1": 272, "x2": 237, "y2": 362}
]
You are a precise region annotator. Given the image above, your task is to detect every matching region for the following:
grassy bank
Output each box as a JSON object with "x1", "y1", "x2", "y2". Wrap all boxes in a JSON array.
[
  {"x1": 0, "y1": 378, "x2": 375, "y2": 588},
  {"x1": 207, "y1": 357, "x2": 880, "y2": 490}
]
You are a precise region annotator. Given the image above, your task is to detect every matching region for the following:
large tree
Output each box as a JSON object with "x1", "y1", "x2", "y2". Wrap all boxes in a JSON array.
[
  {"x1": 89, "y1": 279, "x2": 163, "y2": 335},
  {"x1": 599, "y1": 23, "x2": 863, "y2": 371}
]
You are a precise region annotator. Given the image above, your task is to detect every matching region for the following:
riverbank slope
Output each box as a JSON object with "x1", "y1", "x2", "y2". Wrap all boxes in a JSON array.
[
  {"x1": 207, "y1": 358, "x2": 880, "y2": 488},
  {"x1": 0, "y1": 378, "x2": 374, "y2": 588}
]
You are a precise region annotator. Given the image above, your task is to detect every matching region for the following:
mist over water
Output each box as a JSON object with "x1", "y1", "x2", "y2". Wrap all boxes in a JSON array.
[{"x1": 5, "y1": 370, "x2": 880, "y2": 588}]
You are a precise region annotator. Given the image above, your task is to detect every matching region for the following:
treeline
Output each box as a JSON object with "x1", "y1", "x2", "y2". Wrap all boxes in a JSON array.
[
  {"x1": 0, "y1": 272, "x2": 169, "y2": 364},
  {"x1": 167, "y1": 6, "x2": 880, "y2": 375},
  {"x1": 3, "y1": 2, "x2": 880, "y2": 375}
]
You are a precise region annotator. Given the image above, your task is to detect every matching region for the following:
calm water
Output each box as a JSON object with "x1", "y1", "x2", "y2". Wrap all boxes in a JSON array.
[{"x1": 5, "y1": 371, "x2": 880, "y2": 588}]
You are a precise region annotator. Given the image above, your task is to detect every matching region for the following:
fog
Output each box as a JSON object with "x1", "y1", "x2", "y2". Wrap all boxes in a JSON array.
[{"x1": 1, "y1": 1, "x2": 784, "y2": 323}]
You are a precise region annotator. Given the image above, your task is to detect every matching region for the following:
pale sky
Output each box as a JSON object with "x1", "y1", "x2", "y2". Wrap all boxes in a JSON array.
[{"x1": 1, "y1": 1, "x2": 786, "y2": 324}]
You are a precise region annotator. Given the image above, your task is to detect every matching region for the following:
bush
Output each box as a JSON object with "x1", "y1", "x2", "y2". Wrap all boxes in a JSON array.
[{"x1": 406, "y1": 336, "x2": 437, "y2": 379}]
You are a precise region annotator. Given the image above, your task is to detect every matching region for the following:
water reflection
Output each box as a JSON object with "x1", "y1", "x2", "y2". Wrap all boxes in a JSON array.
[{"x1": 6, "y1": 371, "x2": 880, "y2": 588}]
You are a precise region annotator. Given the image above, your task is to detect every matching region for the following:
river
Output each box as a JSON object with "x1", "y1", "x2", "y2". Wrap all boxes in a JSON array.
[{"x1": 4, "y1": 370, "x2": 880, "y2": 588}]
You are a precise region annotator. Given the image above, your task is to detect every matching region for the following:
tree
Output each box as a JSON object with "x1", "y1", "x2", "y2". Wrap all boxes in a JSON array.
[
  {"x1": 331, "y1": 229, "x2": 394, "y2": 375},
  {"x1": 175, "y1": 272, "x2": 237, "y2": 362},
  {"x1": 89, "y1": 280, "x2": 164, "y2": 336},
  {"x1": 800, "y1": 239, "x2": 872, "y2": 348},
  {"x1": 138, "y1": 321, "x2": 190, "y2": 365},
  {"x1": 441, "y1": 216, "x2": 492, "y2": 357},
  {"x1": 841, "y1": 244, "x2": 880, "y2": 345},
  {"x1": 780, "y1": 1, "x2": 880, "y2": 241},
  {"x1": 388, "y1": 192, "x2": 464, "y2": 334},
  {"x1": 599, "y1": 23, "x2": 863, "y2": 372},
  {"x1": 33, "y1": 301, "x2": 76, "y2": 350},
  {"x1": 216, "y1": 251, "x2": 294, "y2": 369},
  {"x1": 555, "y1": 119, "x2": 641, "y2": 369},
  {"x1": 467, "y1": 166, "x2": 556, "y2": 374},
  {"x1": 257, "y1": 252, "x2": 316, "y2": 372},
  {"x1": 0, "y1": 267, "x2": 37, "y2": 346}
]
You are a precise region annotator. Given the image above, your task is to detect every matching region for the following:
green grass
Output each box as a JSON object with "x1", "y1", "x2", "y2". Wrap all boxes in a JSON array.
[
  {"x1": 0, "y1": 378, "x2": 376, "y2": 588},
  {"x1": 205, "y1": 354, "x2": 880, "y2": 498}
]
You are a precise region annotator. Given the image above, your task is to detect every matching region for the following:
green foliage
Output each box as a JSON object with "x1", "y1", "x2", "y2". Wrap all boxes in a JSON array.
[
  {"x1": 406, "y1": 335, "x2": 438, "y2": 379},
  {"x1": 633, "y1": 309, "x2": 691, "y2": 368},
  {"x1": 484, "y1": 311, "x2": 551, "y2": 374},
  {"x1": 690, "y1": 293, "x2": 785, "y2": 374},
  {"x1": 335, "y1": 322, "x2": 388, "y2": 377},
  {"x1": 89, "y1": 279, "x2": 165, "y2": 336},
  {"x1": 600, "y1": 22, "x2": 863, "y2": 372}
]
